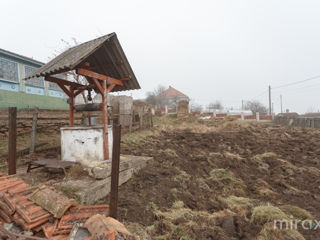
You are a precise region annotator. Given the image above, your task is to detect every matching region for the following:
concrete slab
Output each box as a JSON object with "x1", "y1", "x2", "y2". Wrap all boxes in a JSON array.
[{"x1": 54, "y1": 155, "x2": 152, "y2": 204}]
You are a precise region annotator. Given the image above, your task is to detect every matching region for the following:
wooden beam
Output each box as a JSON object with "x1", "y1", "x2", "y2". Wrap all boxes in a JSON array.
[
  {"x1": 119, "y1": 77, "x2": 130, "y2": 81},
  {"x1": 57, "y1": 82, "x2": 72, "y2": 98},
  {"x1": 74, "y1": 89, "x2": 84, "y2": 97},
  {"x1": 102, "y1": 81, "x2": 109, "y2": 160},
  {"x1": 45, "y1": 76, "x2": 85, "y2": 89},
  {"x1": 107, "y1": 84, "x2": 116, "y2": 92},
  {"x1": 69, "y1": 87, "x2": 75, "y2": 126},
  {"x1": 91, "y1": 78, "x2": 104, "y2": 95},
  {"x1": 76, "y1": 68, "x2": 124, "y2": 86}
]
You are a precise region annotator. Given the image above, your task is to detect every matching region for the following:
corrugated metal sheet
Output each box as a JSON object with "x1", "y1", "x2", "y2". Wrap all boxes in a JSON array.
[{"x1": 24, "y1": 33, "x2": 140, "y2": 92}]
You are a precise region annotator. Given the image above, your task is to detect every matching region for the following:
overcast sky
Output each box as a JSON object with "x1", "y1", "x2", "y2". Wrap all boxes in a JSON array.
[{"x1": 1, "y1": 0, "x2": 320, "y2": 113}]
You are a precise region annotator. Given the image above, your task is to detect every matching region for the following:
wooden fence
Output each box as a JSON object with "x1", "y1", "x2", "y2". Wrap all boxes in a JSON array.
[{"x1": 0, "y1": 108, "x2": 153, "y2": 166}]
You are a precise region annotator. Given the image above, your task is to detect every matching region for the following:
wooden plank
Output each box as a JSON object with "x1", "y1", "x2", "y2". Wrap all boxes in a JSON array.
[
  {"x1": 109, "y1": 124, "x2": 121, "y2": 219},
  {"x1": 107, "y1": 84, "x2": 116, "y2": 92},
  {"x1": 74, "y1": 89, "x2": 84, "y2": 97},
  {"x1": 8, "y1": 107, "x2": 17, "y2": 175},
  {"x1": 91, "y1": 78, "x2": 104, "y2": 95},
  {"x1": 56, "y1": 82, "x2": 72, "y2": 98},
  {"x1": 76, "y1": 68, "x2": 124, "y2": 86},
  {"x1": 45, "y1": 76, "x2": 85, "y2": 89}
]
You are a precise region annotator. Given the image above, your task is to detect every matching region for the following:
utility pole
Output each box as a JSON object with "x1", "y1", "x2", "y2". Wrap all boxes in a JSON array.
[
  {"x1": 241, "y1": 100, "x2": 244, "y2": 110},
  {"x1": 268, "y1": 85, "x2": 272, "y2": 115},
  {"x1": 280, "y1": 95, "x2": 283, "y2": 113}
]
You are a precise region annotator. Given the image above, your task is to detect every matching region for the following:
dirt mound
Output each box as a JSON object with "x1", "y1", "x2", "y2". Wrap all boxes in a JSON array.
[{"x1": 118, "y1": 120, "x2": 320, "y2": 239}]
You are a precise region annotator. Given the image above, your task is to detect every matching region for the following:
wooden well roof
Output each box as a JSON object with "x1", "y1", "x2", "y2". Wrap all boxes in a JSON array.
[{"x1": 25, "y1": 33, "x2": 140, "y2": 92}]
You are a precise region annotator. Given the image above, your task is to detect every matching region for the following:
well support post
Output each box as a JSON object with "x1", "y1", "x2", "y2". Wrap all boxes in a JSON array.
[
  {"x1": 69, "y1": 87, "x2": 74, "y2": 126},
  {"x1": 102, "y1": 80, "x2": 109, "y2": 160}
]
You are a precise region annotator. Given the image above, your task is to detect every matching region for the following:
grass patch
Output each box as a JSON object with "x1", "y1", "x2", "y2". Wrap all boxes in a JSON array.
[
  {"x1": 251, "y1": 205, "x2": 288, "y2": 225},
  {"x1": 122, "y1": 129, "x2": 155, "y2": 145},
  {"x1": 257, "y1": 222, "x2": 305, "y2": 240},
  {"x1": 302, "y1": 166, "x2": 320, "y2": 177},
  {"x1": 171, "y1": 226, "x2": 193, "y2": 240},
  {"x1": 125, "y1": 222, "x2": 152, "y2": 240},
  {"x1": 172, "y1": 201, "x2": 184, "y2": 209},
  {"x1": 210, "y1": 168, "x2": 246, "y2": 195},
  {"x1": 257, "y1": 187, "x2": 278, "y2": 197},
  {"x1": 195, "y1": 178, "x2": 210, "y2": 191},
  {"x1": 173, "y1": 170, "x2": 191, "y2": 190},
  {"x1": 280, "y1": 205, "x2": 313, "y2": 220},
  {"x1": 209, "y1": 169, "x2": 246, "y2": 195},
  {"x1": 252, "y1": 152, "x2": 277, "y2": 163},
  {"x1": 209, "y1": 152, "x2": 223, "y2": 158},
  {"x1": 219, "y1": 196, "x2": 254, "y2": 215},
  {"x1": 210, "y1": 169, "x2": 234, "y2": 181},
  {"x1": 260, "y1": 152, "x2": 278, "y2": 158},
  {"x1": 149, "y1": 202, "x2": 159, "y2": 210},
  {"x1": 224, "y1": 152, "x2": 243, "y2": 161},
  {"x1": 160, "y1": 148, "x2": 178, "y2": 157}
]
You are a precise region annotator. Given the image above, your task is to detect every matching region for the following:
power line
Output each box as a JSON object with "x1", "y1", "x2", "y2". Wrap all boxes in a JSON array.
[{"x1": 273, "y1": 75, "x2": 320, "y2": 90}]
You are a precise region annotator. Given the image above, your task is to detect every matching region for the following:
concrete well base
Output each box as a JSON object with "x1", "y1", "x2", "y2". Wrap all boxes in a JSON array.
[{"x1": 55, "y1": 155, "x2": 152, "y2": 204}]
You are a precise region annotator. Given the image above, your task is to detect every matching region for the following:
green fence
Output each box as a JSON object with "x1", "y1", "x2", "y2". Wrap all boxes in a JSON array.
[{"x1": 0, "y1": 90, "x2": 68, "y2": 110}]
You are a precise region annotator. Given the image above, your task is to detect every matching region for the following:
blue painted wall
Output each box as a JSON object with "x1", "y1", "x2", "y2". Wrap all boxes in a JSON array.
[{"x1": 0, "y1": 80, "x2": 20, "y2": 92}]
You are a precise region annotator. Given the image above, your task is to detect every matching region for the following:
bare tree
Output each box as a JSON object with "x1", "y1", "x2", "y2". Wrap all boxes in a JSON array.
[
  {"x1": 207, "y1": 100, "x2": 223, "y2": 111},
  {"x1": 244, "y1": 101, "x2": 268, "y2": 115},
  {"x1": 51, "y1": 38, "x2": 89, "y2": 103},
  {"x1": 145, "y1": 85, "x2": 167, "y2": 108}
]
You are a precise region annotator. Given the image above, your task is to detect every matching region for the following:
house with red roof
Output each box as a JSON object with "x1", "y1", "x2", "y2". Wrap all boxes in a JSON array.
[{"x1": 161, "y1": 86, "x2": 189, "y2": 109}]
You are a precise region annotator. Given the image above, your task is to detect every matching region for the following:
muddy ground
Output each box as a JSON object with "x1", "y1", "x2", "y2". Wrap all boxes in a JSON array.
[
  {"x1": 118, "y1": 117, "x2": 320, "y2": 240},
  {"x1": 2, "y1": 116, "x2": 320, "y2": 239}
]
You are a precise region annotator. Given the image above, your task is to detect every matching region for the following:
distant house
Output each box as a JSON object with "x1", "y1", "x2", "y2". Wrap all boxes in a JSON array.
[
  {"x1": 161, "y1": 86, "x2": 189, "y2": 109},
  {"x1": 0, "y1": 48, "x2": 67, "y2": 109},
  {"x1": 301, "y1": 112, "x2": 320, "y2": 118},
  {"x1": 278, "y1": 109, "x2": 299, "y2": 118},
  {"x1": 278, "y1": 112, "x2": 299, "y2": 118}
]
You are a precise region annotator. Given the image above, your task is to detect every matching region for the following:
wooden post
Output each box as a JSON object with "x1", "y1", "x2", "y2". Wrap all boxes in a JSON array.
[
  {"x1": 102, "y1": 80, "x2": 109, "y2": 160},
  {"x1": 8, "y1": 107, "x2": 17, "y2": 175},
  {"x1": 109, "y1": 124, "x2": 121, "y2": 219},
  {"x1": 29, "y1": 107, "x2": 39, "y2": 154},
  {"x1": 69, "y1": 87, "x2": 74, "y2": 126}
]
